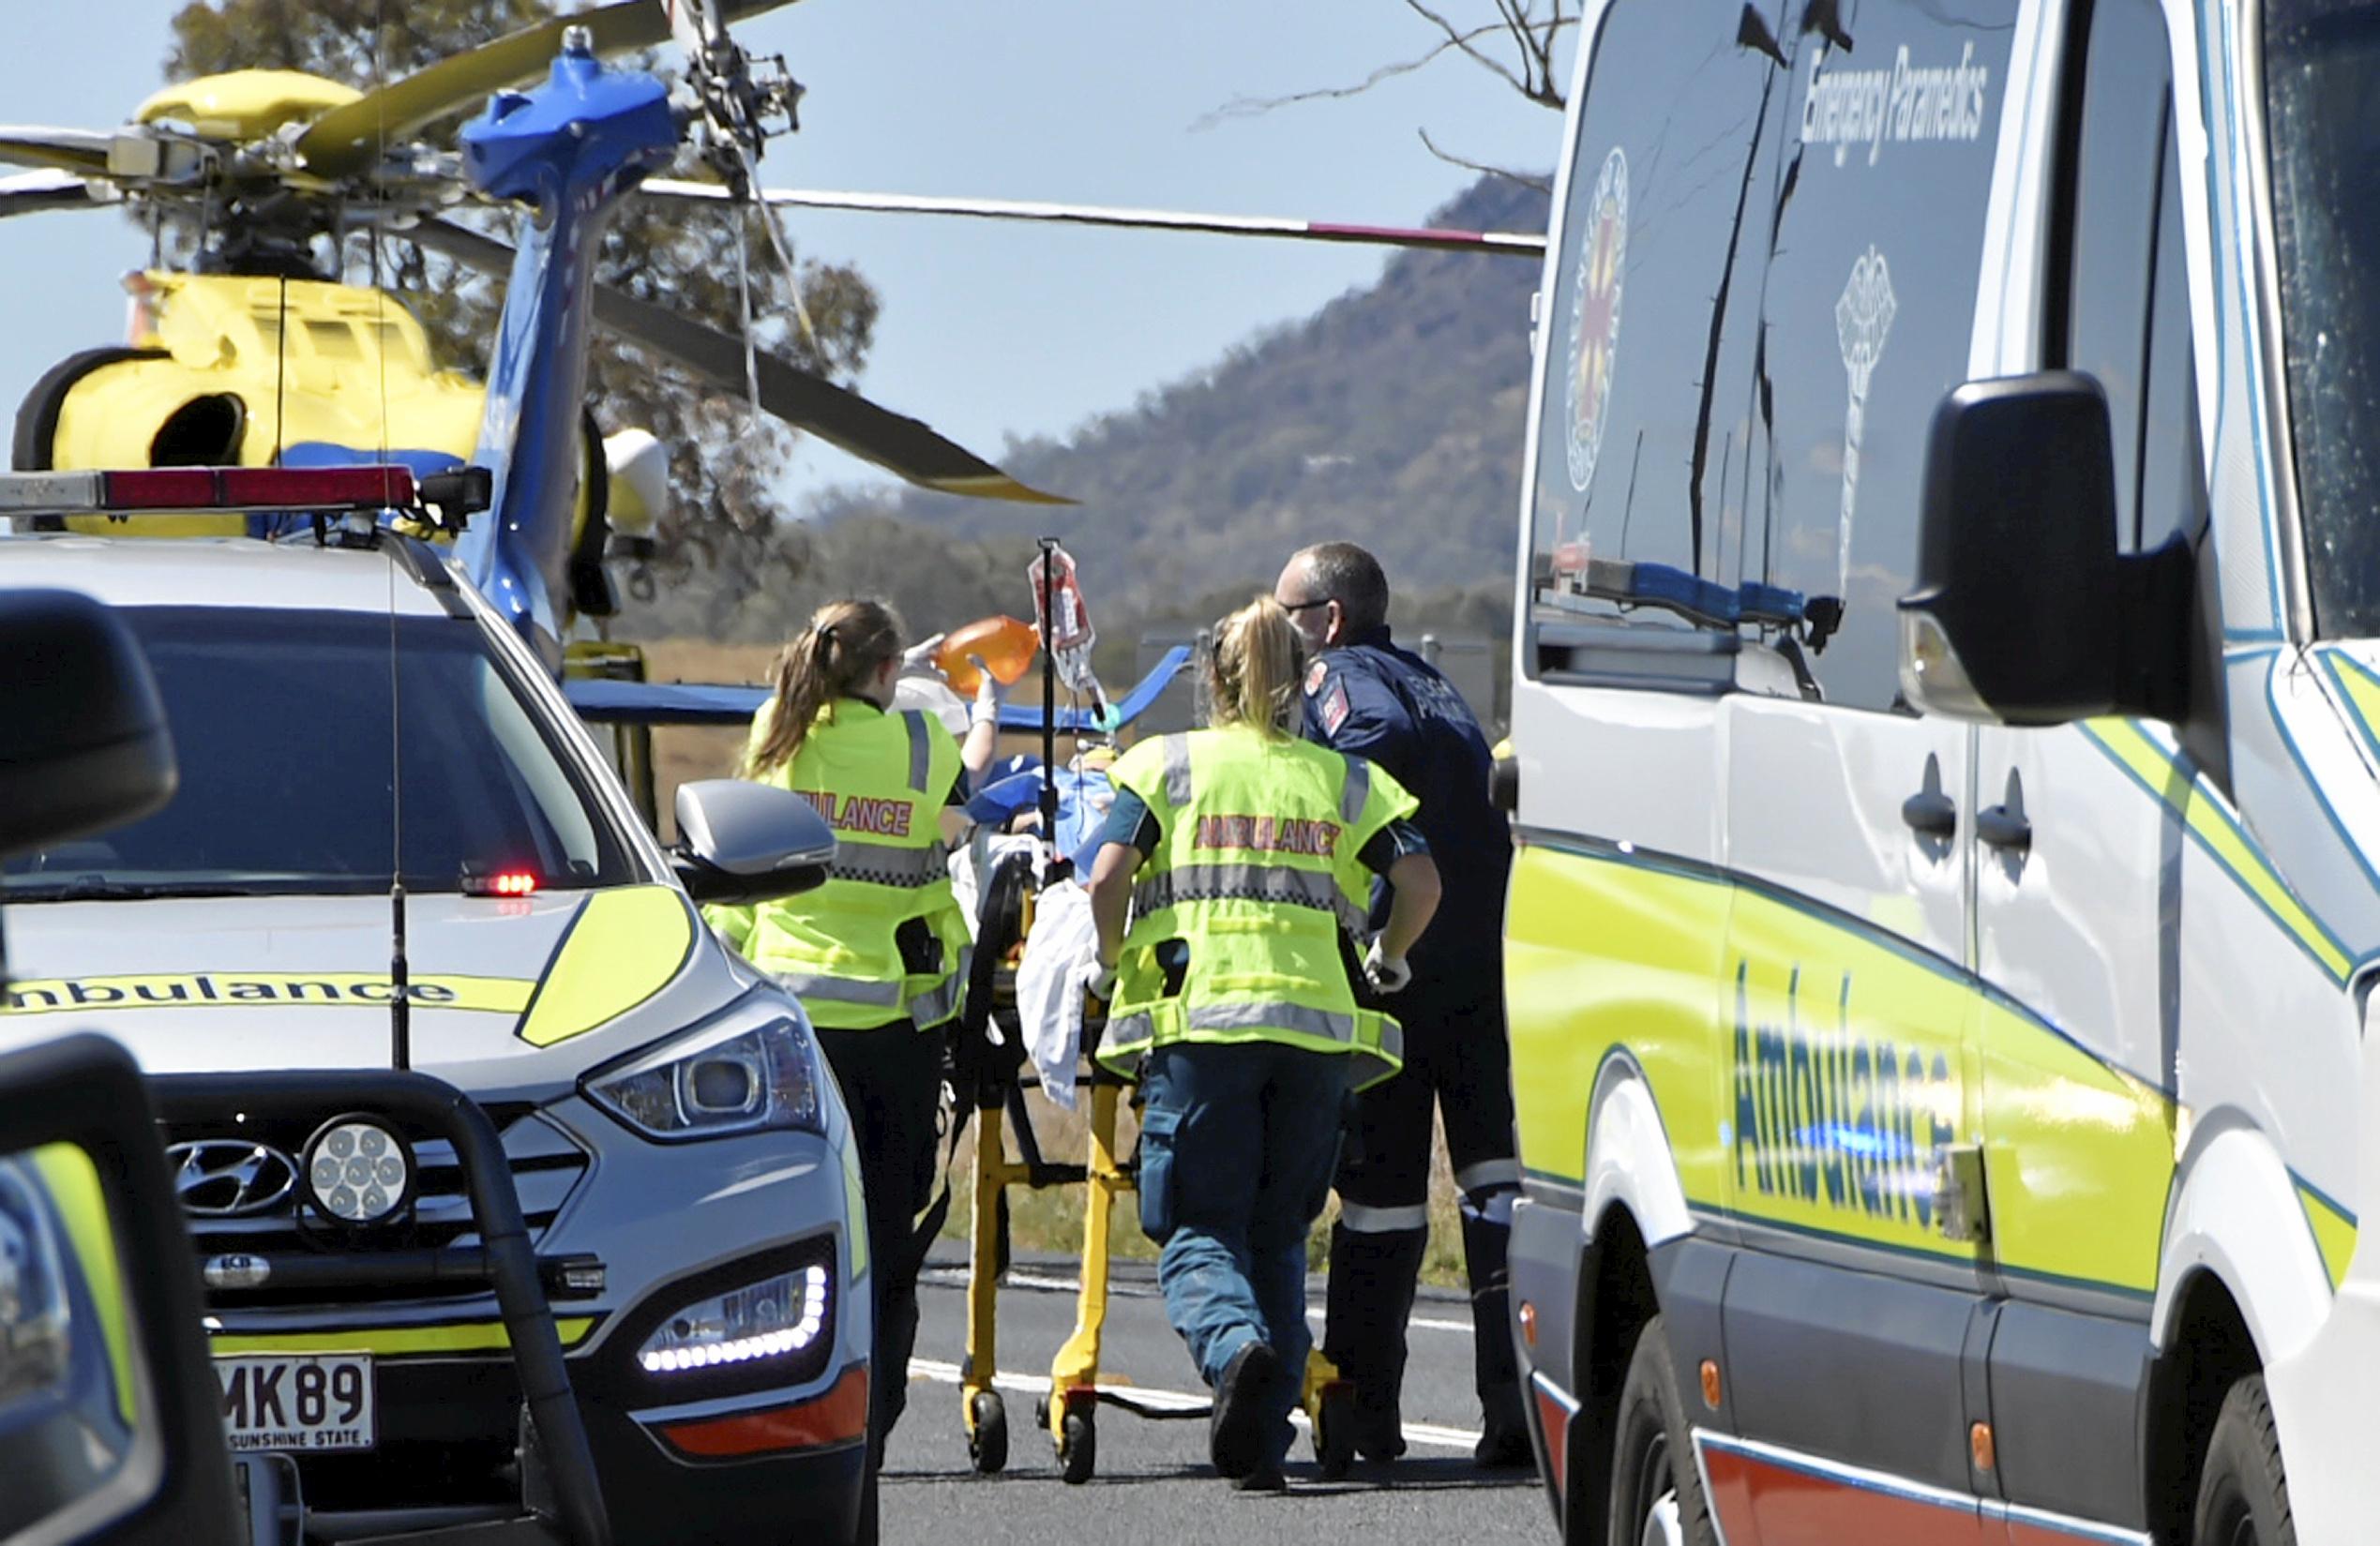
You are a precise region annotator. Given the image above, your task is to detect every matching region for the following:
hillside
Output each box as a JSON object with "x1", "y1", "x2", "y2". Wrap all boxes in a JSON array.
[{"x1": 625, "y1": 174, "x2": 1551, "y2": 666}]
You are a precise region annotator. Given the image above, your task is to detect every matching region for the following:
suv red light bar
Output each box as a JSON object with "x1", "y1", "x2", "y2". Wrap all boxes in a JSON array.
[
  {"x1": 107, "y1": 466, "x2": 419, "y2": 511},
  {"x1": 461, "y1": 870, "x2": 540, "y2": 898},
  {"x1": 0, "y1": 465, "x2": 420, "y2": 515}
]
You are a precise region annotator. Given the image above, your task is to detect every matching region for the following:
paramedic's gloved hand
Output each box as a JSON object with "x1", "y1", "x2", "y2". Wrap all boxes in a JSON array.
[
  {"x1": 970, "y1": 654, "x2": 1005, "y2": 727},
  {"x1": 1086, "y1": 959, "x2": 1117, "y2": 1003},
  {"x1": 901, "y1": 633, "x2": 947, "y2": 675},
  {"x1": 1363, "y1": 938, "x2": 1412, "y2": 996}
]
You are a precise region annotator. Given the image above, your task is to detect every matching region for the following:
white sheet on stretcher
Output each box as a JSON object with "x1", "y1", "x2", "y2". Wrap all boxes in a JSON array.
[{"x1": 1013, "y1": 878, "x2": 1102, "y2": 1110}]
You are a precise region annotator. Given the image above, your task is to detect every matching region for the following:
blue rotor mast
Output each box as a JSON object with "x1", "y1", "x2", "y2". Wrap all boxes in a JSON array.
[{"x1": 454, "y1": 29, "x2": 680, "y2": 671}]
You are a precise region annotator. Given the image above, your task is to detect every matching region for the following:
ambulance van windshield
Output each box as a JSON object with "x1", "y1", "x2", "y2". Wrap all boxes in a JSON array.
[{"x1": 2267, "y1": 0, "x2": 2380, "y2": 636}]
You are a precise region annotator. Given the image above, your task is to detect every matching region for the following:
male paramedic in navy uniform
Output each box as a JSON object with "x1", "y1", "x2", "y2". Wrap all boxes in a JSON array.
[{"x1": 1273, "y1": 540, "x2": 1528, "y2": 1466}]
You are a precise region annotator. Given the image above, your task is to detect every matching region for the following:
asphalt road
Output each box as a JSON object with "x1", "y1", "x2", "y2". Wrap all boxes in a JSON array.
[{"x1": 880, "y1": 1248, "x2": 1548, "y2": 1544}]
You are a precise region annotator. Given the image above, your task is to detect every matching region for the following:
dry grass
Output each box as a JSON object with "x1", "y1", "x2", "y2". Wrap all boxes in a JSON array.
[
  {"x1": 933, "y1": 1089, "x2": 1469, "y2": 1288},
  {"x1": 632, "y1": 639, "x2": 782, "y2": 844}
]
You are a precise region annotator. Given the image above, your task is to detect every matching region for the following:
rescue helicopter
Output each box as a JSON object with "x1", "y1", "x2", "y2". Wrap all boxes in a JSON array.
[
  {"x1": 0, "y1": 0, "x2": 1067, "y2": 658},
  {"x1": 0, "y1": 0, "x2": 1549, "y2": 743}
]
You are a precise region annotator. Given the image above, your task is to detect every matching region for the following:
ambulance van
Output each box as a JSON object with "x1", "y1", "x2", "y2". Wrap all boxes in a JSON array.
[{"x1": 1503, "y1": 2, "x2": 2380, "y2": 1543}]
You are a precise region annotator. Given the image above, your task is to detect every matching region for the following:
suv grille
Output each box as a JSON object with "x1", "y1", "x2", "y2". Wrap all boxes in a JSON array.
[{"x1": 166, "y1": 1103, "x2": 589, "y2": 1307}]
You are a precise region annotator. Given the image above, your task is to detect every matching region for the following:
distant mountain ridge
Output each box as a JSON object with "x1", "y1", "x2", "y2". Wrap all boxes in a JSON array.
[{"x1": 626, "y1": 173, "x2": 1552, "y2": 647}]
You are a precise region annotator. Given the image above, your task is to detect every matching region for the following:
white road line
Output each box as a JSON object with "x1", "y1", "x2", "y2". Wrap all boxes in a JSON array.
[
  {"x1": 907, "y1": 1358, "x2": 1484, "y2": 1452},
  {"x1": 1306, "y1": 1304, "x2": 1476, "y2": 1336},
  {"x1": 922, "y1": 1267, "x2": 1475, "y2": 1335}
]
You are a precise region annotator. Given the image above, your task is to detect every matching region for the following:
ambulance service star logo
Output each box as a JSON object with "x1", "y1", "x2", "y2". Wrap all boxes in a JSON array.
[
  {"x1": 1564, "y1": 148, "x2": 1629, "y2": 494},
  {"x1": 1832, "y1": 245, "x2": 1895, "y2": 595}
]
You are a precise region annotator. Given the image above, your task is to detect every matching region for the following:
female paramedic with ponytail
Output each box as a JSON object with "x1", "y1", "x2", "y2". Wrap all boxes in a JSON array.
[
  {"x1": 706, "y1": 597, "x2": 1000, "y2": 1469},
  {"x1": 1086, "y1": 595, "x2": 1440, "y2": 1493}
]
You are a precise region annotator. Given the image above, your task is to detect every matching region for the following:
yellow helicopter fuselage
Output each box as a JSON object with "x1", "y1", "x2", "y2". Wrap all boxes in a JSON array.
[{"x1": 22, "y1": 271, "x2": 610, "y2": 546}]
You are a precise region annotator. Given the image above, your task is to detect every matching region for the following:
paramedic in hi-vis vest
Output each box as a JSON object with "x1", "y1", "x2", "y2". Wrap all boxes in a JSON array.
[
  {"x1": 707, "y1": 598, "x2": 1001, "y2": 1466},
  {"x1": 1086, "y1": 595, "x2": 1441, "y2": 1493}
]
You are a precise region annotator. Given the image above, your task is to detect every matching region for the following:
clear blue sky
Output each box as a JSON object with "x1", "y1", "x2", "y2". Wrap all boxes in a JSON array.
[{"x1": 0, "y1": 1, "x2": 1566, "y2": 506}]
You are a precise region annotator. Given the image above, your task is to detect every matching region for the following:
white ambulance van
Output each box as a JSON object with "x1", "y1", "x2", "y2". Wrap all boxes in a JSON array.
[{"x1": 1503, "y1": 2, "x2": 2380, "y2": 1543}]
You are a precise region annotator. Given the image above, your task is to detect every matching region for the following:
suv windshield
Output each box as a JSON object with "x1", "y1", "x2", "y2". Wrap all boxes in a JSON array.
[
  {"x1": 2267, "y1": 0, "x2": 2380, "y2": 635},
  {"x1": 2, "y1": 607, "x2": 632, "y2": 900}
]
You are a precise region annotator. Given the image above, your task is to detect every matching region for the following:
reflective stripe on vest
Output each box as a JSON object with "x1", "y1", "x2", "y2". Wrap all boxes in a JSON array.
[
  {"x1": 904, "y1": 711, "x2": 932, "y2": 792},
  {"x1": 773, "y1": 970, "x2": 905, "y2": 1009},
  {"x1": 1340, "y1": 758, "x2": 1370, "y2": 825},
  {"x1": 1161, "y1": 732, "x2": 1194, "y2": 806},
  {"x1": 1103, "y1": 998, "x2": 1402, "y2": 1089},
  {"x1": 826, "y1": 835, "x2": 953, "y2": 889},
  {"x1": 1130, "y1": 861, "x2": 1367, "y2": 937},
  {"x1": 908, "y1": 943, "x2": 973, "y2": 1029}
]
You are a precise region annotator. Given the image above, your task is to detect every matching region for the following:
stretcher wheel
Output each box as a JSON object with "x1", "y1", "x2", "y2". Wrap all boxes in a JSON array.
[
  {"x1": 1314, "y1": 1382, "x2": 1356, "y2": 1481},
  {"x1": 968, "y1": 1390, "x2": 1008, "y2": 1474},
  {"x1": 1059, "y1": 1409, "x2": 1097, "y2": 1485}
]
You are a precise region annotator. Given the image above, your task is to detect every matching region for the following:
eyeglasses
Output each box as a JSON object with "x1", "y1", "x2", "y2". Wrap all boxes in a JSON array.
[{"x1": 1281, "y1": 597, "x2": 1337, "y2": 616}]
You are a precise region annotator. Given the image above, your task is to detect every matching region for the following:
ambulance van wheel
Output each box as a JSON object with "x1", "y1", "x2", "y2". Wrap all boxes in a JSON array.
[
  {"x1": 2192, "y1": 1374, "x2": 2296, "y2": 1546},
  {"x1": 1608, "y1": 1315, "x2": 1713, "y2": 1546},
  {"x1": 968, "y1": 1390, "x2": 1009, "y2": 1474}
]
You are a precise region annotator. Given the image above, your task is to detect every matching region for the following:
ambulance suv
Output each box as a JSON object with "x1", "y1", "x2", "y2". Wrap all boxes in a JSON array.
[
  {"x1": 1504, "y1": 3, "x2": 2380, "y2": 1543},
  {"x1": 0, "y1": 471, "x2": 875, "y2": 1545}
]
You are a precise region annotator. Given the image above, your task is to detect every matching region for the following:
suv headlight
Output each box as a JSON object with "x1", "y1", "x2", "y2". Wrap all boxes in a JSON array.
[
  {"x1": 584, "y1": 998, "x2": 825, "y2": 1142},
  {"x1": 639, "y1": 1262, "x2": 832, "y2": 1374}
]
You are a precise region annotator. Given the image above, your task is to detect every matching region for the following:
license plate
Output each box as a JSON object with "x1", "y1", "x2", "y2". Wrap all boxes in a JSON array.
[{"x1": 215, "y1": 1355, "x2": 375, "y2": 1453}]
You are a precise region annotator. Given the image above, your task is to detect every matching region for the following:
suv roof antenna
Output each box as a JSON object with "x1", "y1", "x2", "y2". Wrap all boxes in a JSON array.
[{"x1": 369, "y1": 0, "x2": 411, "y2": 1073}]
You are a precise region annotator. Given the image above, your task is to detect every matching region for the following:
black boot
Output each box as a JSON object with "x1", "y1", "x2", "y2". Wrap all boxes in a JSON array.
[
  {"x1": 1471, "y1": 1381, "x2": 1533, "y2": 1468},
  {"x1": 1211, "y1": 1341, "x2": 1281, "y2": 1480}
]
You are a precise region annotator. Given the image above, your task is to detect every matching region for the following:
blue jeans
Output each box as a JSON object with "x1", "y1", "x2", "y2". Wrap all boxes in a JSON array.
[{"x1": 1137, "y1": 1040, "x2": 1352, "y2": 1464}]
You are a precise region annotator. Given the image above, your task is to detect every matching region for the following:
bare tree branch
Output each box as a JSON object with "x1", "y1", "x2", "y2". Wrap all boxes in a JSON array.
[
  {"x1": 1418, "y1": 128, "x2": 1553, "y2": 195},
  {"x1": 1196, "y1": 1, "x2": 1574, "y2": 182},
  {"x1": 1191, "y1": 23, "x2": 1515, "y2": 128},
  {"x1": 1491, "y1": 0, "x2": 1537, "y2": 85},
  {"x1": 1403, "y1": 0, "x2": 1537, "y2": 98}
]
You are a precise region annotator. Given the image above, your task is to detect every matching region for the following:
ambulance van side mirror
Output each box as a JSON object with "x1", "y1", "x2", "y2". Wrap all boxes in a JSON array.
[
  {"x1": 0, "y1": 590, "x2": 177, "y2": 857},
  {"x1": 1897, "y1": 372, "x2": 2192, "y2": 726},
  {"x1": 671, "y1": 780, "x2": 837, "y2": 905}
]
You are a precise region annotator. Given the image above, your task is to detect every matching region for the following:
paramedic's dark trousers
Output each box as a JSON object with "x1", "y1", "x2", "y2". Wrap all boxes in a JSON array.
[
  {"x1": 1324, "y1": 987, "x2": 1524, "y2": 1442},
  {"x1": 819, "y1": 1021, "x2": 944, "y2": 1462}
]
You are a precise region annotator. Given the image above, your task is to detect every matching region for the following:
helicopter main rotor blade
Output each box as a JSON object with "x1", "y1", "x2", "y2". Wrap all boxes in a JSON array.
[
  {"x1": 0, "y1": 170, "x2": 114, "y2": 220},
  {"x1": 295, "y1": 0, "x2": 806, "y2": 180},
  {"x1": 640, "y1": 180, "x2": 1551, "y2": 259},
  {"x1": 0, "y1": 128, "x2": 113, "y2": 177},
  {"x1": 409, "y1": 218, "x2": 1066, "y2": 505}
]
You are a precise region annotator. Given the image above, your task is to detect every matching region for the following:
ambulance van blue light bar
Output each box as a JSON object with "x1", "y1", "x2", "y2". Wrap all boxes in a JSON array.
[{"x1": 0, "y1": 466, "x2": 421, "y2": 515}]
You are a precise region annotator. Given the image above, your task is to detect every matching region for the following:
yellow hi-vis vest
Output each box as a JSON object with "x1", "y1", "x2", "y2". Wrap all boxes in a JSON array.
[
  {"x1": 707, "y1": 698, "x2": 972, "y2": 1030},
  {"x1": 1096, "y1": 725, "x2": 1417, "y2": 1090}
]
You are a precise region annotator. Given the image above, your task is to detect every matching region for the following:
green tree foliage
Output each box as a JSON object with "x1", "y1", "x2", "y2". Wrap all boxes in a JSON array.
[{"x1": 164, "y1": 0, "x2": 880, "y2": 572}]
